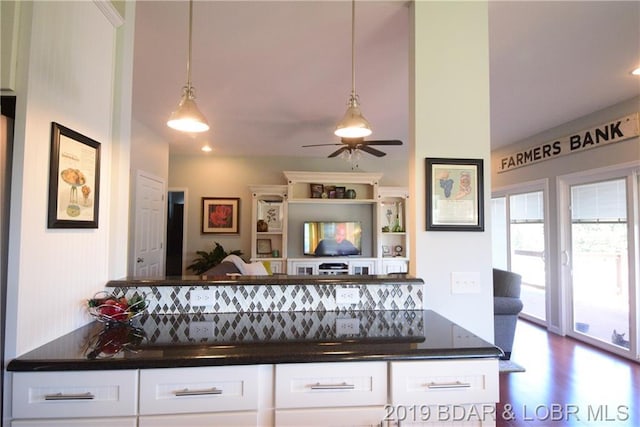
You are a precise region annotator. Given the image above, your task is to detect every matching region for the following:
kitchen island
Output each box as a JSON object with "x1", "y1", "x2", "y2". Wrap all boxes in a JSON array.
[{"x1": 8, "y1": 275, "x2": 501, "y2": 426}]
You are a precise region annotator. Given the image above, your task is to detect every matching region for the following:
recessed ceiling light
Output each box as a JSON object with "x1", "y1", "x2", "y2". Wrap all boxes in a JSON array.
[
  {"x1": 201, "y1": 145, "x2": 212, "y2": 152},
  {"x1": 632, "y1": 67, "x2": 640, "y2": 76}
]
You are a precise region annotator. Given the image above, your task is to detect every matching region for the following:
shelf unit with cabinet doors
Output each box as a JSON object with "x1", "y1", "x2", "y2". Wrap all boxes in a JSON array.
[{"x1": 249, "y1": 185, "x2": 287, "y2": 274}]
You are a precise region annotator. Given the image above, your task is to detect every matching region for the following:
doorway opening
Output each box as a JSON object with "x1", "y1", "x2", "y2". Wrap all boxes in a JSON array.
[{"x1": 166, "y1": 190, "x2": 186, "y2": 276}]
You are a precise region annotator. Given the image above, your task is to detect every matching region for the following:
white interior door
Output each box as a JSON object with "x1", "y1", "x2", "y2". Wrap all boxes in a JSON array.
[{"x1": 134, "y1": 171, "x2": 165, "y2": 277}]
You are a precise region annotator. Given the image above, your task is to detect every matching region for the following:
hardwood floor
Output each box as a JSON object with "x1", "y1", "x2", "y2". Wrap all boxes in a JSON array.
[{"x1": 497, "y1": 319, "x2": 640, "y2": 426}]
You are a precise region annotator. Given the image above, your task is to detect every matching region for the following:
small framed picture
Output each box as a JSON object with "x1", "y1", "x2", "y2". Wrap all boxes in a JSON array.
[
  {"x1": 257, "y1": 200, "x2": 283, "y2": 232},
  {"x1": 425, "y1": 158, "x2": 484, "y2": 231},
  {"x1": 310, "y1": 183, "x2": 323, "y2": 198},
  {"x1": 202, "y1": 197, "x2": 240, "y2": 234},
  {"x1": 335, "y1": 186, "x2": 346, "y2": 199},
  {"x1": 382, "y1": 245, "x2": 391, "y2": 256},
  {"x1": 48, "y1": 122, "x2": 101, "y2": 228},
  {"x1": 257, "y1": 238, "x2": 272, "y2": 255}
]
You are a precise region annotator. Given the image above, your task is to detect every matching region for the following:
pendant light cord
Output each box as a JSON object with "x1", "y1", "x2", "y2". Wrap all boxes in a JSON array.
[
  {"x1": 350, "y1": 0, "x2": 356, "y2": 101},
  {"x1": 186, "y1": 0, "x2": 194, "y2": 94}
]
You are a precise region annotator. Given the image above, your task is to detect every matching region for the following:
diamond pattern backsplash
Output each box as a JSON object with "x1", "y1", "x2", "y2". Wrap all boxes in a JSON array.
[
  {"x1": 132, "y1": 310, "x2": 425, "y2": 345},
  {"x1": 111, "y1": 282, "x2": 423, "y2": 315}
]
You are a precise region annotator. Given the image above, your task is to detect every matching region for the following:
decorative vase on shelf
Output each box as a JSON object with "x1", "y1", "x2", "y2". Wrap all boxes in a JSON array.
[{"x1": 345, "y1": 189, "x2": 356, "y2": 199}]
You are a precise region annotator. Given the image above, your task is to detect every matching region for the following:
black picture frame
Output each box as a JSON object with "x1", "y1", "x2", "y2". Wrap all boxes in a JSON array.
[
  {"x1": 47, "y1": 122, "x2": 101, "y2": 229},
  {"x1": 425, "y1": 157, "x2": 484, "y2": 231}
]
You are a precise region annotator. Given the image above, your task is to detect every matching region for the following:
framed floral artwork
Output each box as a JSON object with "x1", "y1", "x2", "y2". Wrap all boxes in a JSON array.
[{"x1": 202, "y1": 197, "x2": 240, "y2": 234}]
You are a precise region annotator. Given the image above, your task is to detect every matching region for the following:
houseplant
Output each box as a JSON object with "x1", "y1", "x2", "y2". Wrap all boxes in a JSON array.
[{"x1": 187, "y1": 242, "x2": 243, "y2": 275}]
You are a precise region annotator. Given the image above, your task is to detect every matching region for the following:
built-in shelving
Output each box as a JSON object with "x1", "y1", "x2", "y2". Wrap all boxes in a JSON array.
[{"x1": 250, "y1": 173, "x2": 409, "y2": 274}]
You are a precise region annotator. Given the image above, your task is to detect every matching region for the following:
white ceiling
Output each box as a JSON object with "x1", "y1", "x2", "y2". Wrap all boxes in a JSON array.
[{"x1": 132, "y1": 1, "x2": 640, "y2": 158}]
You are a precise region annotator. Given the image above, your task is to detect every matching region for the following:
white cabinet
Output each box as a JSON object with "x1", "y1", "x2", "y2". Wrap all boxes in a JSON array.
[
  {"x1": 276, "y1": 407, "x2": 385, "y2": 427},
  {"x1": 287, "y1": 258, "x2": 378, "y2": 275},
  {"x1": 350, "y1": 259, "x2": 377, "y2": 275},
  {"x1": 11, "y1": 370, "x2": 138, "y2": 420},
  {"x1": 139, "y1": 412, "x2": 259, "y2": 427},
  {"x1": 389, "y1": 359, "x2": 498, "y2": 427},
  {"x1": 275, "y1": 362, "x2": 387, "y2": 426},
  {"x1": 288, "y1": 260, "x2": 318, "y2": 275},
  {"x1": 381, "y1": 259, "x2": 409, "y2": 274},
  {"x1": 11, "y1": 359, "x2": 497, "y2": 426},
  {"x1": 12, "y1": 418, "x2": 137, "y2": 427},
  {"x1": 139, "y1": 365, "x2": 262, "y2": 415}
]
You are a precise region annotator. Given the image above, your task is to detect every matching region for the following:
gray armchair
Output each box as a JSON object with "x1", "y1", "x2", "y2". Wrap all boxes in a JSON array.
[{"x1": 493, "y1": 268, "x2": 524, "y2": 360}]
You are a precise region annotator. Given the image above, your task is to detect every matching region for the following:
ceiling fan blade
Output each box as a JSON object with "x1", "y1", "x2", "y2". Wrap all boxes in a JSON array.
[
  {"x1": 359, "y1": 145, "x2": 386, "y2": 157},
  {"x1": 328, "y1": 147, "x2": 349, "y2": 158},
  {"x1": 362, "y1": 139, "x2": 403, "y2": 146},
  {"x1": 302, "y1": 143, "x2": 342, "y2": 148}
]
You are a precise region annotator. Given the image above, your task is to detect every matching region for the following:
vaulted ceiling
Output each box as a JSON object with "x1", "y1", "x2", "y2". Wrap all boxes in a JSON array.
[{"x1": 132, "y1": 1, "x2": 639, "y2": 158}]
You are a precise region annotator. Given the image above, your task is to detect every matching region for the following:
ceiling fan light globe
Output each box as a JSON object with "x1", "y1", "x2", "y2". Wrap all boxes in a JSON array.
[
  {"x1": 334, "y1": 106, "x2": 372, "y2": 138},
  {"x1": 167, "y1": 95, "x2": 210, "y2": 133}
]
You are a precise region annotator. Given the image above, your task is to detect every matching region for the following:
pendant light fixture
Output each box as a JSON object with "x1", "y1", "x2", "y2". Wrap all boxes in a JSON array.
[
  {"x1": 167, "y1": 0, "x2": 210, "y2": 133},
  {"x1": 335, "y1": 0, "x2": 372, "y2": 139}
]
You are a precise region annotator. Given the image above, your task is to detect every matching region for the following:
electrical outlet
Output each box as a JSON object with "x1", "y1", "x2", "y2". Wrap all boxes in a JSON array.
[
  {"x1": 451, "y1": 272, "x2": 481, "y2": 294},
  {"x1": 336, "y1": 318, "x2": 360, "y2": 336},
  {"x1": 190, "y1": 289, "x2": 214, "y2": 306},
  {"x1": 335, "y1": 287, "x2": 359, "y2": 305},
  {"x1": 188, "y1": 322, "x2": 216, "y2": 340}
]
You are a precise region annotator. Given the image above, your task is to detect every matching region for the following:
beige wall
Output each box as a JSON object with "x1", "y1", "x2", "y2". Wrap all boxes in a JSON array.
[{"x1": 410, "y1": 1, "x2": 494, "y2": 341}]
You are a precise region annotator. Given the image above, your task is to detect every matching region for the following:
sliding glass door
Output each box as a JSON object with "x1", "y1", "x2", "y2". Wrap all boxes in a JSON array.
[
  {"x1": 509, "y1": 191, "x2": 546, "y2": 321},
  {"x1": 491, "y1": 188, "x2": 547, "y2": 322},
  {"x1": 569, "y1": 178, "x2": 631, "y2": 350}
]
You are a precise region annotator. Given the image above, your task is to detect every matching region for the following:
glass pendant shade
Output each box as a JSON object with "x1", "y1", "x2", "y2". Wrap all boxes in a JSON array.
[
  {"x1": 335, "y1": 0, "x2": 372, "y2": 139},
  {"x1": 167, "y1": 0, "x2": 210, "y2": 134},
  {"x1": 167, "y1": 88, "x2": 210, "y2": 133},
  {"x1": 334, "y1": 95, "x2": 372, "y2": 138}
]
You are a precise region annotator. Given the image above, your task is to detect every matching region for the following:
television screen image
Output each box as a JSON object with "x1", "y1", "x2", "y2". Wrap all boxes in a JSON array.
[{"x1": 304, "y1": 221, "x2": 362, "y2": 256}]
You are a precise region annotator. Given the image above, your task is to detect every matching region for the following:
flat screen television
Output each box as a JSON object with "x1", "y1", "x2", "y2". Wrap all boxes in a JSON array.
[{"x1": 303, "y1": 221, "x2": 362, "y2": 256}]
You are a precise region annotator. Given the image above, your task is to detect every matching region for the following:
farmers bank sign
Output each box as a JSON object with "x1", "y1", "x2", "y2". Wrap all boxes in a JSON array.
[{"x1": 498, "y1": 113, "x2": 639, "y2": 173}]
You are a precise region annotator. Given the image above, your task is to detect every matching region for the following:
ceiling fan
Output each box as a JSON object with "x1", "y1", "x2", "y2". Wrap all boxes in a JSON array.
[{"x1": 302, "y1": 138, "x2": 403, "y2": 158}]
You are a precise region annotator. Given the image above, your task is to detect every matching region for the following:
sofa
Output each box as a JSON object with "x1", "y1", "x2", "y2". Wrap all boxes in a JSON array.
[
  {"x1": 493, "y1": 268, "x2": 524, "y2": 360},
  {"x1": 203, "y1": 255, "x2": 270, "y2": 276}
]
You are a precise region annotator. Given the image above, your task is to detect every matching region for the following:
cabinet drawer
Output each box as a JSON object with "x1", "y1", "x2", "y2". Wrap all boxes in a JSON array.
[
  {"x1": 12, "y1": 417, "x2": 137, "y2": 427},
  {"x1": 139, "y1": 365, "x2": 261, "y2": 415},
  {"x1": 12, "y1": 370, "x2": 138, "y2": 419},
  {"x1": 390, "y1": 359, "x2": 498, "y2": 405},
  {"x1": 276, "y1": 406, "x2": 385, "y2": 426},
  {"x1": 275, "y1": 361, "x2": 387, "y2": 409},
  {"x1": 139, "y1": 411, "x2": 258, "y2": 427}
]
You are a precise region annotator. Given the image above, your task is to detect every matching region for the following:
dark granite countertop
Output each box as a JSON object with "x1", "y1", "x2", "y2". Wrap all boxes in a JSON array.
[
  {"x1": 107, "y1": 273, "x2": 422, "y2": 287},
  {"x1": 8, "y1": 310, "x2": 501, "y2": 372}
]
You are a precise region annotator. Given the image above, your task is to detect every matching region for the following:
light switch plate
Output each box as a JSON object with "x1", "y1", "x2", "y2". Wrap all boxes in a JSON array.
[{"x1": 451, "y1": 272, "x2": 481, "y2": 294}]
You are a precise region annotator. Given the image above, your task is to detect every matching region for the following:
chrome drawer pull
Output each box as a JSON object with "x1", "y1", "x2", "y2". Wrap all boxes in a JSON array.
[
  {"x1": 44, "y1": 392, "x2": 95, "y2": 401},
  {"x1": 426, "y1": 381, "x2": 471, "y2": 389},
  {"x1": 174, "y1": 387, "x2": 222, "y2": 397},
  {"x1": 310, "y1": 382, "x2": 355, "y2": 390}
]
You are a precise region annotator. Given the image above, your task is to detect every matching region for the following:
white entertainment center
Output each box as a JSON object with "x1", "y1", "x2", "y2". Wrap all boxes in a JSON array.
[{"x1": 250, "y1": 171, "x2": 409, "y2": 275}]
